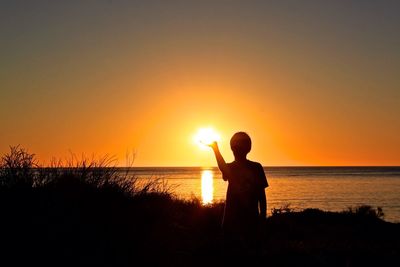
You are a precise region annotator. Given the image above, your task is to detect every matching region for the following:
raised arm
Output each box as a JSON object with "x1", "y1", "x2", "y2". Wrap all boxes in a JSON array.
[{"x1": 209, "y1": 142, "x2": 229, "y2": 181}]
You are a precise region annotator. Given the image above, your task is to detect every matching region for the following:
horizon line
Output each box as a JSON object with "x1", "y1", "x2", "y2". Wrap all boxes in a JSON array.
[{"x1": 43, "y1": 165, "x2": 400, "y2": 168}]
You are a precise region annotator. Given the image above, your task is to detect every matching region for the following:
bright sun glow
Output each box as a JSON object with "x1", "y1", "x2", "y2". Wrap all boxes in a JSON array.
[{"x1": 193, "y1": 127, "x2": 221, "y2": 149}]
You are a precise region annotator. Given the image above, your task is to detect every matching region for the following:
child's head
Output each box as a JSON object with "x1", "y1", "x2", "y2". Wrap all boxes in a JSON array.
[{"x1": 230, "y1": 132, "x2": 252, "y2": 159}]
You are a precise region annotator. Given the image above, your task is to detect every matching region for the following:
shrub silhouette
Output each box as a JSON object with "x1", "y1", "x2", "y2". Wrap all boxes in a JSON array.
[
  {"x1": 344, "y1": 205, "x2": 385, "y2": 219},
  {"x1": 0, "y1": 145, "x2": 37, "y2": 188}
]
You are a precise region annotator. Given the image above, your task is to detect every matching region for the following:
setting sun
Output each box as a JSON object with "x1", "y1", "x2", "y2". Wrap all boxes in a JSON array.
[{"x1": 193, "y1": 127, "x2": 221, "y2": 149}]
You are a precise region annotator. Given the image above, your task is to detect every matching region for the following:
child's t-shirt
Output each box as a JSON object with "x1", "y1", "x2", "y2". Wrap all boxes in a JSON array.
[{"x1": 222, "y1": 160, "x2": 268, "y2": 232}]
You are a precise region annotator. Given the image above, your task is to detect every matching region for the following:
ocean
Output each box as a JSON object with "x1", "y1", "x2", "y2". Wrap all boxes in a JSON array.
[{"x1": 127, "y1": 167, "x2": 400, "y2": 222}]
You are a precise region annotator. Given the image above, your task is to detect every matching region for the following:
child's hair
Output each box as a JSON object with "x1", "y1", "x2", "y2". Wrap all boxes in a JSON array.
[{"x1": 230, "y1": 132, "x2": 252, "y2": 157}]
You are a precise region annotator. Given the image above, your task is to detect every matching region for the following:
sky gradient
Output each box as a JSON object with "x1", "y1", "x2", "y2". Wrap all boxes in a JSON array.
[{"x1": 1, "y1": 1, "x2": 399, "y2": 166}]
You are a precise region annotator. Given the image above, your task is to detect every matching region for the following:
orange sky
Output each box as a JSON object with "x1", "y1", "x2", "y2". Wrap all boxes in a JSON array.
[{"x1": 1, "y1": 1, "x2": 399, "y2": 166}]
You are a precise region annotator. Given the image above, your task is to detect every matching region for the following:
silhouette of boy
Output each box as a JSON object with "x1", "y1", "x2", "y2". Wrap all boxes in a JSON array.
[{"x1": 210, "y1": 132, "x2": 268, "y2": 242}]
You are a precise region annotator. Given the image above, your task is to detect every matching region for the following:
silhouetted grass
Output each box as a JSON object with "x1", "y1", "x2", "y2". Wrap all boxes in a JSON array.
[{"x1": 0, "y1": 146, "x2": 399, "y2": 266}]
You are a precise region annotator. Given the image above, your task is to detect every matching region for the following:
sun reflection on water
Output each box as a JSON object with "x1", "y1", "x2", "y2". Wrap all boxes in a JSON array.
[{"x1": 201, "y1": 170, "x2": 214, "y2": 205}]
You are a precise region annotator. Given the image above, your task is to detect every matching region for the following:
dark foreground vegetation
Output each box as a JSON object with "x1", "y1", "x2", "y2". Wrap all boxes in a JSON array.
[{"x1": 1, "y1": 146, "x2": 399, "y2": 266}]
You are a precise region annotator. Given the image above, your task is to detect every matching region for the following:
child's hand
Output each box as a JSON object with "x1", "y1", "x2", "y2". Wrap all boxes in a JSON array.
[{"x1": 208, "y1": 141, "x2": 219, "y2": 151}]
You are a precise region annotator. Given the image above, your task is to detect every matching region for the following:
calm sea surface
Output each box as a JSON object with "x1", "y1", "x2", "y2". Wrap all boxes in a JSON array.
[{"x1": 125, "y1": 167, "x2": 400, "y2": 222}]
